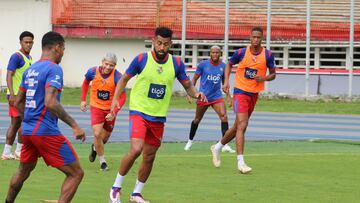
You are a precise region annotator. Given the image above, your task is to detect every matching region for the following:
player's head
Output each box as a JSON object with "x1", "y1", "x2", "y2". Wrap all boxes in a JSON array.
[
  {"x1": 42, "y1": 31, "x2": 65, "y2": 64},
  {"x1": 152, "y1": 27, "x2": 173, "y2": 61},
  {"x1": 250, "y1": 27, "x2": 263, "y2": 48},
  {"x1": 102, "y1": 52, "x2": 117, "y2": 74},
  {"x1": 210, "y1": 45, "x2": 221, "y2": 64},
  {"x1": 19, "y1": 31, "x2": 34, "y2": 54}
]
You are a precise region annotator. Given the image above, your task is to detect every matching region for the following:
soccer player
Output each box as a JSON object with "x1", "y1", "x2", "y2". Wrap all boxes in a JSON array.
[
  {"x1": 184, "y1": 45, "x2": 235, "y2": 153},
  {"x1": 80, "y1": 52, "x2": 126, "y2": 171},
  {"x1": 4, "y1": 31, "x2": 86, "y2": 203},
  {"x1": 107, "y1": 27, "x2": 206, "y2": 203},
  {"x1": 2, "y1": 31, "x2": 34, "y2": 160},
  {"x1": 210, "y1": 27, "x2": 276, "y2": 174}
]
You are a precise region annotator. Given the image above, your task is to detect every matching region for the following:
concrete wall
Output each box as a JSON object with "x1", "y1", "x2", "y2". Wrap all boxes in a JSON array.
[
  {"x1": 0, "y1": 0, "x2": 147, "y2": 88},
  {"x1": 61, "y1": 38, "x2": 146, "y2": 87},
  {"x1": 0, "y1": 0, "x2": 51, "y2": 87}
]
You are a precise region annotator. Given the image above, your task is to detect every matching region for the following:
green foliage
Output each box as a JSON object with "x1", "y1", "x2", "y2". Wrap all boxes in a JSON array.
[{"x1": 2, "y1": 87, "x2": 360, "y2": 114}]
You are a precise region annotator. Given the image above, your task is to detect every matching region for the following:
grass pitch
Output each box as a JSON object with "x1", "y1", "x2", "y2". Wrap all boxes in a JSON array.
[{"x1": 1, "y1": 141, "x2": 360, "y2": 203}]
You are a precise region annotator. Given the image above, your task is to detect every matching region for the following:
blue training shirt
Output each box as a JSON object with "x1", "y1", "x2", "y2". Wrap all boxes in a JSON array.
[
  {"x1": 195, "y1": 59, "x2": 225, "y2": 102},
  {"x1": 20, "y1": 59, "x2": 64, "y2": 136},
  {"x1": 7, "y1": 51, "x2": 32, "y2": 72}
]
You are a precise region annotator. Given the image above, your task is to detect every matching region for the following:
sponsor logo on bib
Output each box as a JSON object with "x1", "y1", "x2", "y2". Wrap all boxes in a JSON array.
[{"x1": 148, "y1": 84, "x2": 166, "y2": 99}]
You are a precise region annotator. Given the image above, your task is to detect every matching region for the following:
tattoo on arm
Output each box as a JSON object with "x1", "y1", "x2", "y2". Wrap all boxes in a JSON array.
[{"x1": 45, "y1": 87, "x2": 77, "y2": 128}]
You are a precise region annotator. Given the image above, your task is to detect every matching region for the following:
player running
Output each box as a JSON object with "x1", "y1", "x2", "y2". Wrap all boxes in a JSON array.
[
  {"x1": 211, "y1": 27, "x2": 276, "y2": 173},
  {"x1": 108, "y1": 27, "x2": 206, "y2": 203},
  {"x1": 80, "y1": 52, "x2": 126, "y2": 171},
  {"x1": 5, "y1": 31, "x2": 85, "y2": 203},
  {"x1": 184, "y1": 45, "x2": 235, "y2": 153}
]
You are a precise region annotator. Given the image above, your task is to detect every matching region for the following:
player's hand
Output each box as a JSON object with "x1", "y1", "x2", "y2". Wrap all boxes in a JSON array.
[
  {"x1": 226, "y1": 93, "x2": 233, "y2": 108},
  {"x1": 73, "y1": 126, "x2": 86, "y2": 142},
  {"x1": 110, "y1": 99, "x2": 120, "y2": 114},
  {"x1": 80, "y1": 101, "x2": 87, "y2": 112},
  {"x1": 186, "y1": 95, "x2": 193, "y2": 104},
  {"x1": 195, "y1": 92, "x2": 207, "y2": 103},
  {"x1": 8, "y1": 94, "x2": 15, "y2": 106},
  {"x1": 222, "y1": 82, "x2": 230, "y2": 94},
  {"x1": 254, "y1": 75, "x2": 265, "y2": 82},
  {"x1": 105, "y1": 112, "x2": 115, "y2": 121}
]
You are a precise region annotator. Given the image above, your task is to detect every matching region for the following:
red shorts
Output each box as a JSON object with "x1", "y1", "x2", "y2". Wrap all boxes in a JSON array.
[
  {"x1": 129, "y1": 115, "x2": 164, "y2": 148},
  {"x1": 233, "y1": 94, "x2": 258, "y2": 117},
  {"x1": 90, "y1": 106, "x2": 116, "y2": 132},
  {"x1": 8, "y1": 103, "x2": 19, "y2": 117},
  {"x1": 21, "y1": 135, "x2": 78, "y2": 168},
  {"x1": 196, "y1": 98, "x2": 224, "y2": 106}
]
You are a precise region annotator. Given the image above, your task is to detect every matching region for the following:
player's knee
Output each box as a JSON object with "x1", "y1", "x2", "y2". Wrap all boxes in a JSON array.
[
  {"x1": 76, "y1": 168, "x2": 84, "y2": 180},
  {"x1": 71, "y1": 167, "x2": 84, "y2": 180},
  {"x1": 93, "y1": 131, "x2": 102, "y2": 139},
  {"x1": 129, "y1": 146, "x2": 143, "y2": 157},
  {"x1": 143, "y1": 153, "x2": 156, "y2": 164},
  {"x1": 236, "y1": 120, "x2": 248, "y2": 131},
  {"x1": 219, "y1": 114, "x2": 228, "y2": 122}
]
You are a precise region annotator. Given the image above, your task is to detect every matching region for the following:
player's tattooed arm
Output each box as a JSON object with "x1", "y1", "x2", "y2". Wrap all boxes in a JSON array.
[
  {"x1": 45, "y1": 86, "x2": 86, "y2": 141},
  {"x1": 45, "y1": 86, "x2": 77, "y2": 127}
]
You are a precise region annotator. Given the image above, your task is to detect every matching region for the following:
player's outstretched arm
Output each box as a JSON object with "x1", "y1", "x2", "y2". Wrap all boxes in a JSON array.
[
  {"x1": 80, "y1": 78, "x2": 90, "y2": 112},
  {"x1": 106, "y1": 73, "x2": 131, "y2": 121},
  {"x1": 45, "y1": 86, "x2": 85, "y2": 141},
  {"x1": 182, "y1": 80, "x2": 207, "y2": 102}
]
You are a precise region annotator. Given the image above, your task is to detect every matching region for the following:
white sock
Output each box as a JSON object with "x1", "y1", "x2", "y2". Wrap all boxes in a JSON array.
[
  {"x1": 15, "y1": 142, "x2": 22, "y2": 153},
  {"x1": 3, "y1": 144, "x2": 12, "y2": 155},
  {"x1": 188, "y1": 139, "x2": 193, "y2": 143},
  {"x1": 93, "y1": 145, "x2": 96, "y2": 151},
  {"x1": 214, "y1": 141, "x2": 224, "y2": 151},
  {"x1": 237, "y1": 154, "x2": 245, "y2": 165},
  {"x1": 133, "y1": 179, "x2": 145, "y2": 194},
  {"x1": 99, "y1": 155, "x2": 106, "y2": 164},
  {"x1": 113, "y1": 173, "x2": 124, "y2": 188}
]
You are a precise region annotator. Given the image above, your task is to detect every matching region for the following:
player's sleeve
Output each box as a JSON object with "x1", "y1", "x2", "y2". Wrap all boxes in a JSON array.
[
  {"x1": 229, "y1": 48, "x2": 245, "y2": 65},
  {"x1": 125, "y1": 53, "x2": 147, "y2": 78},
  {"x1": 174, "y1": 57, "x2": 189, "y2": 84},
  {"x1": 7, "y1": 53, "x2": 22, "y2": 71},
  {"x1": 81, "y1": 79, "x2": 90, "y2": 101},
  {"x1": 266, "y1": 50, "x2": 276, "y2": 69},
  {"x1": 45, "y1": 64, "x2": 63, "y2": 91},
  {"x1": 84, "y1": 67, "x2": 96, "y2": 81},
  {"x1": 194, "y1": 62, "x2": 203, "y2": 77},
  {"x1": 114, "y1": 70, "x2": 122, "y2": 84}
]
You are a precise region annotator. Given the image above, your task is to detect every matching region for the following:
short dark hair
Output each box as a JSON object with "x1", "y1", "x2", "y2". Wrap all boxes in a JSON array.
[
  {"x1": 42, "y1": 31, "x2": 65, "y2": 49},
  {"x1": 19, "y1": 31, "x2": 34, "y2": 41},
  {"x1": 252, "y1": 27, "x2": 263, "y2": 34},
  {"x1": 155, "y1": 27, "x2": 173, "y2": 39}
]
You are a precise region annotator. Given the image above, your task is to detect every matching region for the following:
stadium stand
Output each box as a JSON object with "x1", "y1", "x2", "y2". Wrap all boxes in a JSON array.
[
  {"x1": 52, "y1": 0, "x2": 360, "y2": 70},
  {"x1": 52, "y1": 0, "x2": 360, "y2": 40}
]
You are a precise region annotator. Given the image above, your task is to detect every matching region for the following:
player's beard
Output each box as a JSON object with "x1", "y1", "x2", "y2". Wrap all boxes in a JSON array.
[{"x1": 154, "y1": 49, "x2": 167, "y2": 61}]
